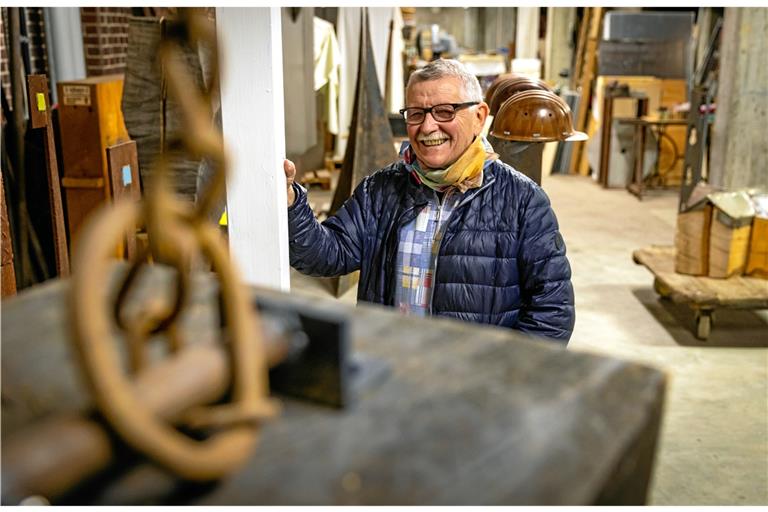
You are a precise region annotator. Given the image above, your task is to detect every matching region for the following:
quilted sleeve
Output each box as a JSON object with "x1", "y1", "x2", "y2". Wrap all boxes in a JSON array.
[
  {"x1": 515, "y1": 186, "x2": 575, "y2": 344},
  {"x1": 287, "y1": 179, "x2": 370, "y2": 277}
]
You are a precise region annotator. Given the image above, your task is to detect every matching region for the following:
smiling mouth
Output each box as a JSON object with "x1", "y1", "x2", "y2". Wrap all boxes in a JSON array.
[{"x1": 420, "y1": 137, "x2": 449, "y2": 147}]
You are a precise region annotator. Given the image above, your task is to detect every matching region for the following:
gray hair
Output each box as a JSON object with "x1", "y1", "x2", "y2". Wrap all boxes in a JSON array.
[{"x1": 406, "y1": 59, "x2": 483, "y2": 103}]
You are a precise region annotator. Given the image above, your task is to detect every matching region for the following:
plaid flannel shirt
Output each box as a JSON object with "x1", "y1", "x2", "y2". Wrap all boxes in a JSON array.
[{"x1": 394, "y1": 188, "x2": 462, "y2": 316}]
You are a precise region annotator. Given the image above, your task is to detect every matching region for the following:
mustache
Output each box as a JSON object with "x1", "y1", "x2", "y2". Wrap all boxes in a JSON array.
[{"x1": 417, "y1": 131, "x2": 450, "y2": 142}]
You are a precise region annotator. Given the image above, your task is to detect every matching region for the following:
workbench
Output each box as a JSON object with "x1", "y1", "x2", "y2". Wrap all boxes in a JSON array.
[
  {"x1": 618, "y1": 117, "x2": 688, "y2": 200},
  {"x1": 2, "y1": 266, "x2": 666, "y2": 505},
  {"x1": 633, "y1": 245, "x2": 768, "y2": 339}
]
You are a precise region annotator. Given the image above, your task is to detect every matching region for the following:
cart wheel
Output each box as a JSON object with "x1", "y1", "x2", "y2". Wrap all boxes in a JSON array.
[
  {"x1": 695, "y1": 311, "x2": 712, "y2": 340},
  {"x1": 654, "y1": 278, "x2": 672, "y2": 300}
]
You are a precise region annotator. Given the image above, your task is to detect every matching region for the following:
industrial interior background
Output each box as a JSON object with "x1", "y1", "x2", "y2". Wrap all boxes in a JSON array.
[{"x1": 0, "y1": 5, "x2": 766, "y2": 506}]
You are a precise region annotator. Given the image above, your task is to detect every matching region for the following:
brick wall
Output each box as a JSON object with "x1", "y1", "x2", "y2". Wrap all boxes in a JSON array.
[
  {"x1": 1, "y1": 7, "x2": 49, "y2": 108},
  {"x1": 24, "y1": 7, "x2": 48, "y2": 76},
  {"x1": 80, "y1": 7, "x2": 131, "y2": 76}
]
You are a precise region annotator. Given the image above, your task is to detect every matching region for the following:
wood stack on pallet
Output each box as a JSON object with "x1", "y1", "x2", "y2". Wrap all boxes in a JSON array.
[{"x1": 301, "y1": 169, "x2": 332, "y2": 190}]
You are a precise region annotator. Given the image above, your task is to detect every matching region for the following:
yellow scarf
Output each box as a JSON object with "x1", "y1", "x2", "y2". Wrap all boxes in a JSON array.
[{"x1": 415, "y1": 136, "x2": 498, "y2": 193}]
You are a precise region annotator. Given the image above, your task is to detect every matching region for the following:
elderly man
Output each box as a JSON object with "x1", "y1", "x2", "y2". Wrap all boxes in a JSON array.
[{"x1": 284, "y1": 59, "x2": 574, "y2": 344}]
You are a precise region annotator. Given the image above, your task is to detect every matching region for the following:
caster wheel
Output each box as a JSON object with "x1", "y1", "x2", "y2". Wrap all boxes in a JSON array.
[{"x1": 694, "y1": 311, "x2": 712, "y2": 340}]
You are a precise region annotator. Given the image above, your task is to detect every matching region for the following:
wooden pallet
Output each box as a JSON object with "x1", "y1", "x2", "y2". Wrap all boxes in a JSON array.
[
  {"x1": 633, "y1": 245, "x2": 768, "y2": 339},
  {"x1": 300, "y1": 169, "x2": 332, "y2": 190}
]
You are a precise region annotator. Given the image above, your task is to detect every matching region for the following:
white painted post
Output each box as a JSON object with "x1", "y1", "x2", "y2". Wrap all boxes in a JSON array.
[{"x1": 216, "y1": 7, "x2": 290, "y2": 291}]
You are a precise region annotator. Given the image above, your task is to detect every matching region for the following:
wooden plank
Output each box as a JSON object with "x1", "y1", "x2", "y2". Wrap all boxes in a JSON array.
[
  {"x1": 61, "y1": 177, "x2": 105, "y2": 189},
  {"x1": 26, "y1": 74, "x2": 70, "y2": 278},
  {"x1": 633, "y1": 245, "x2": 768, "y2": 308},
  {"x1": 106, "y1": 141, "x2": 142, "y2": 260},
  {"x1": 1, "y1": 266, "x2": 666, "y2": 505},
  {"x1": 1, "y1": 171, "x2": 16, "y2": 297},
  {"x1": 569, "y1": 8, "x2": 604, "y2": 175},
  {"x1": 570, "y1": 9, "x2": 590, "y2": 89},
  {"x1": 26, "y1": 75, "x2": 49, "y2": 129}
]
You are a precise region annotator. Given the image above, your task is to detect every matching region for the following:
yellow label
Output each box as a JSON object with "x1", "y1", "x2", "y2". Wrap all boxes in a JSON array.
[{"x1": 36, "y1": 93, "x2": 46, "y2": 112}]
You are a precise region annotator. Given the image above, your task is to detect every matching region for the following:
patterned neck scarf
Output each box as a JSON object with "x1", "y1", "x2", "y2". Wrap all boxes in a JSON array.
[{"x1": 401, "y1": 136, "x2": 498, "y2": 193}]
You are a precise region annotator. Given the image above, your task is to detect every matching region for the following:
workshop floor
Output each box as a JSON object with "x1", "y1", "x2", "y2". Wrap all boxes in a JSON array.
[{"x1": 289, "y1": 144, "x2": 768, "y2": 506}]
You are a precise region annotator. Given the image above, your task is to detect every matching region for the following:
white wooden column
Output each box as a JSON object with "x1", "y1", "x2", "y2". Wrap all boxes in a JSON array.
[{"x1": 216, "y1": 7, "x2": 290, "y2": 291}]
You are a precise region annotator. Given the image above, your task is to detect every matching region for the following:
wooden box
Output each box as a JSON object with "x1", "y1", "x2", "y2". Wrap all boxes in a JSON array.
[
  {"x1": 746, "y1": 216, "x2": 768, "y2": 279},
  {"x1": 708, "y1": 210, "x2": 752, "y2": 278},
  {"x1": 674, "y1": 204, "x2": 712, "y2": 276},
  {"x1": 57, "y1": 75, "x2": 130, "y2": 246}
]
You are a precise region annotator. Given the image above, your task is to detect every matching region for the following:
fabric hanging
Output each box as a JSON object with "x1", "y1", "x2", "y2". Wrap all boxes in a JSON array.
[
  {"x1": 313, "y1": 16, "x2": 341, "y2": 135},
  {"x1": 282, "y1": 7, "x2": 316, "y2": 157}
]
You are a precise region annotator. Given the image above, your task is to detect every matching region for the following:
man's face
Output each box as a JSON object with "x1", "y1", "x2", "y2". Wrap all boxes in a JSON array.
[{"x1": 405, "y1": 77, "x2": 489, "y2": 170}]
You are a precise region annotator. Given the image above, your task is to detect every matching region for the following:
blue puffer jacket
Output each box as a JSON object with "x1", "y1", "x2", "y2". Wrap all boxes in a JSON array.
[{"x1": 288, "y1": 159, "x2": 575, "y2": 344}]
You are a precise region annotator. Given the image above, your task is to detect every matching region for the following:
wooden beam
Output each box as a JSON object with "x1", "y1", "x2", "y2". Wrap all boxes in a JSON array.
[
  {"x1": 569, "y1": 7, "x2": 604, "y2": 176},
  {"x1": 26, "y1": 74, "x2": 70, "y2": 277},
  {"x1": 216, "y1": 7, "x2": 290, "y2": 291}
]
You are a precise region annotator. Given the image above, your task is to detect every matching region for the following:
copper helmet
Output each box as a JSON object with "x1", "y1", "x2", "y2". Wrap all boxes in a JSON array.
[
  {"x1": 488, "y1": 76, "x2": 552, "y2": 117},
  {"x1": 491, "y1": 90, "x2": 588, "y2": 142},
  {"x1": 484, "y1": 73, "x2": 516, "y2": 104}
]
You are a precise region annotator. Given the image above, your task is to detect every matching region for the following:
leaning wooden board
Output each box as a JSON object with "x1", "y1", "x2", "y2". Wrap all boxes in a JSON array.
[
  {"x1": 633, "y1": 245, "x2": 768, "y2": 339},
  {"x1": 2, "y1": 266, "x2": 665, "y2": 505}
]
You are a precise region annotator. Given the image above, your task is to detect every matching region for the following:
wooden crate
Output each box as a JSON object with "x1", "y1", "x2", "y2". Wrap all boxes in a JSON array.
[{"x1": 57, "y1": 75, "x2": 130, "y2": 247}]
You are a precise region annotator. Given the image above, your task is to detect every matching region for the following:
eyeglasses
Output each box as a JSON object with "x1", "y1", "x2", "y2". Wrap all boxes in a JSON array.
[{"x1": 399, "y1": 102, "x2": 479, "y2": 125}]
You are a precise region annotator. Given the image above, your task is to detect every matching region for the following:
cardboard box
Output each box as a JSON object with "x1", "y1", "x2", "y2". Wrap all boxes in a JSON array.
[
  {"x1": 674, "y1": 204, "x2": 712, "y2": 275},
  {"x1": 707, "y1": 192, "x2": 755, "y2": 278},
  {"x1": 675, "y1": 182, "x2": 716, "y2": 276},
  {"x1": 746, "y1": 194, "x2": 768, "y2": 279}
]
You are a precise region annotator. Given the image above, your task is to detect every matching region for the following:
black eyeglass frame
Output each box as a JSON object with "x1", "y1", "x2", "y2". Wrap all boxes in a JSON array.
[{"x1": 398, "y1": 101, "x2": 479, "y2": 125}]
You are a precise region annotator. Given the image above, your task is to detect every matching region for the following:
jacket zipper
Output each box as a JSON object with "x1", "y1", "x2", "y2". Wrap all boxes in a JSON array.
[{"x1": 427, "y1": 175, "x2": 497, "y2": 314}]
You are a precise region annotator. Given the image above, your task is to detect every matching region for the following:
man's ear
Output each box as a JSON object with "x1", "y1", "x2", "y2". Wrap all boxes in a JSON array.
[{"x1": 475, "y1": 101, "x2": 490, "y2": 130}]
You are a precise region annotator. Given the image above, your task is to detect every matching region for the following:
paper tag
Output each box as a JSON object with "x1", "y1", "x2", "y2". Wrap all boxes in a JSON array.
[
  {"x1": 36, "y1": 93, "x2": 46, "y2": 112},
  {"x1": 121, "y1": 165, "x2": 132, "y2": 186},
  {"x1": 62, "y1": 85, "x2": 91, "y2": 106}
]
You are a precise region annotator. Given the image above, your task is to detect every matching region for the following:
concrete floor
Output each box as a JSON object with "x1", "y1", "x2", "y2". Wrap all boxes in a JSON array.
[{"x1": 289, "y1": 144, "x2": 768, "y2": 505}]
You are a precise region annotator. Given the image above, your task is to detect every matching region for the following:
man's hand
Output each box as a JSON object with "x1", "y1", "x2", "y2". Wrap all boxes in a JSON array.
[{"x1": 284, "y1": 159, "x2": 296, "y2": 207}]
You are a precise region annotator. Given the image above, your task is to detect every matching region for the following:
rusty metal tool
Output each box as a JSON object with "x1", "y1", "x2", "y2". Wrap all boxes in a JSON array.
[{"x1": 67, "y1": 8, "x2": 275, "y2": 484}]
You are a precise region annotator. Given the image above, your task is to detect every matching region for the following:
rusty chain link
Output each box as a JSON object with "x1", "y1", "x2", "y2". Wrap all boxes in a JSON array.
[{"x1": 68, "y1": 8, "x2": 277, "y2": 481}]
